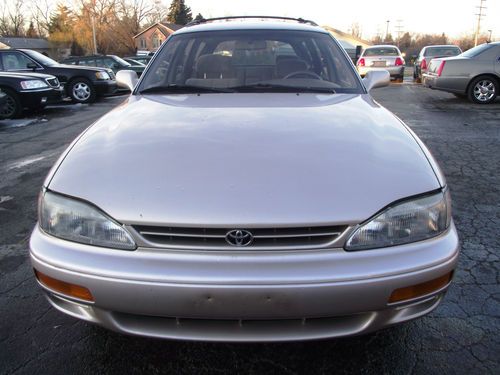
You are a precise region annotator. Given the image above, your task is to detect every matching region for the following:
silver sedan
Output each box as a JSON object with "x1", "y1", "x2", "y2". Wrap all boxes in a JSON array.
[
  {"x1": 356, "y1": 45, "x2": 406, "y2": 82},
  {"x1": 30, "y1": 17, "x2": 459, "y2": 342},
  {"x1": 423, "y1": 42, "x2": 500, "y2": 104}
]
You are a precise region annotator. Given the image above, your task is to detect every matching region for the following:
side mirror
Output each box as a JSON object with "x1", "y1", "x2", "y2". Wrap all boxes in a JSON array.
[
  {"x1": 26, "y1": 62, "x2": 37, "y2": 71},
  {"x1": 362, "y1": 70, "x2": 390, "y2": 92},
  {"x1": 112, "y1": 63, "x2": 121, "y2": 70},
  {"x1": 116, "y1": 70, "x2": 138, "y2": 91}
]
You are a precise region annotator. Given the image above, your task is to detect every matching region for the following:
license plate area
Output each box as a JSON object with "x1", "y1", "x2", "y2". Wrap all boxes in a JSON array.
[{"x1": 372, "y1": 61, "x2": 387, "y2": 67}]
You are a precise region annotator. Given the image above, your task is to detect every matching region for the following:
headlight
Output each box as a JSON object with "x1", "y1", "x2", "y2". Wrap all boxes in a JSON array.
[
  {"x1": 95, "y1": 71, "x2": 110, "y2": 80},
  {"x1": 345, "y1": 190, "x2": 451, "y2": 251},
  {"x1": 39, "y1": 191, "x2": 136, "y2": 250},
  {"x1": 20, "y1": 80, "x2": 49, "y2": 90}
]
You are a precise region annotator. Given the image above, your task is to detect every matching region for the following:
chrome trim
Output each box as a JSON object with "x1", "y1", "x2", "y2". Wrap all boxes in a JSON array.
[{"x1": 126, "y1": 225, "x2": 354, "y2": 251}]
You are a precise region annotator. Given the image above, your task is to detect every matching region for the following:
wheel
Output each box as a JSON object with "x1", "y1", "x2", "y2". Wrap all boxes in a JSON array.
[
  {"x1": 68, "y1": 78, "x2": 96, "y2": 104},
  {"x1": 396, "y1": 75, "x2": 404, "y2": 83},
  {"x1": 0, "y1": 88, "x2": 22, "y2": 119},
  {"x1": 467, "y1": 76, "x2": 498, "y2": 104}
]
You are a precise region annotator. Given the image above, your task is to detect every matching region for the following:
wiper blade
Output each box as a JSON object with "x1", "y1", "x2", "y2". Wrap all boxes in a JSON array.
[
  {"x1": 232, "y1": 83, "x2": 336, "y2": 94},
  {"x1": 140, "y1": 84, "x2": 234, "y2": 94}
]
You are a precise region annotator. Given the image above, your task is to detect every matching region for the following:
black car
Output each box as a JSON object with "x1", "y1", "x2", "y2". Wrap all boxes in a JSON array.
[
  {"x1": 0, "y1": 71, "x2": 63, "y2": 119},
  {"x1": 62, "y1": 55, "x2": 145, "y2": 77},
  {"x1": 0, "y1": 49, "x2": 117, "y2": 104}
]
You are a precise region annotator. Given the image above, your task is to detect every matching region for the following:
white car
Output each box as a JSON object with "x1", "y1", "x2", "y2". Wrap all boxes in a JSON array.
[
  {"x1": 357, "y1": 45, "x2": 406, "y2": 82},
  {"x1": 31, "y1": 16, "x2": 459, "y2": 342}
]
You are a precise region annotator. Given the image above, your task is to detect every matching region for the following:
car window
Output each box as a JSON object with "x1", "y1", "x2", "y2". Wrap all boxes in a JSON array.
[
  {"x1": 139, "y1": 30, "x2": 363, "y2": 93},
  {"x1": 363, "y1": 47, "x2": 399, "y2": 56},
  {"x1": 80, "y1": 58, "x2": 96, "y2": 66},
  {"x1": 461, "y1": 44, "x2": 493, "y2": 58},
  {"x1": 424, "y1": 47, "x2": 461, "y2": 57},
  {"x1": 1, "y1": 52, "x2": 36, "y2": 70}
]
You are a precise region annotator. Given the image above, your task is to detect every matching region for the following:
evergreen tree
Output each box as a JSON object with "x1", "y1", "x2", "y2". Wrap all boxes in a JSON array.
[
  {"x1": 194, "y1": 13, "x2": 204, "y2": 22},
  {"x1": 26, "y1": 21, "x2": 38, "y2": 38},
  {"x1": 166, "y1": 0, "x2": 192, "y2": 25}
]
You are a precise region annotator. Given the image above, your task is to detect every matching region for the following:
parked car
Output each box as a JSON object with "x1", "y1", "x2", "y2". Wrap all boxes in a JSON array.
[
  {"x1": 31, "y1": 16, "x2": 459, "y2": 342},
  {"x1": 414, "y1": 45, "x2": 462, "y2": 82},
  {"x1": 125, "y1": 55, "x2": 152, "y2": 65},
  {"x1": 0, "y1": 71, "x2": 63, "y2": 119},
  {"x1": 356, "y1": 45, "x2": 405, "y2": 82},
  {"x1": 123, "y1": 58, "x2": 145, "y2": 66},
  {"x1": 423, "y1": 42, "x2": 500, "y2": 104},
  {"x1": 0, "y1": 49, "x2": 117, "y2": 104},
  {"x1": 62, "y1": 55, "x2": 145, "y2": 77}
]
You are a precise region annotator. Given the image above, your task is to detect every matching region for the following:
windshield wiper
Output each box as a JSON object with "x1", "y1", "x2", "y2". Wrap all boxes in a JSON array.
[
  {"x1": 140, "y1": 84, "x2": 234, "y2": 94},
  {"x1": 231, "y1": 83, "x2": 336, "y2": 94}
]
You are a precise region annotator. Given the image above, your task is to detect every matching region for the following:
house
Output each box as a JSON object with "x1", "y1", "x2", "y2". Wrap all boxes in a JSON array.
[
  {"x1": 133, "y1": 22, "x2": 183, "y2": 53},
  {"x1": 322, "y1": 26, "x2": 372, "y2": 59},
  {"x1": 0, "y1": 37, "x2": 53, "y2": 56}
]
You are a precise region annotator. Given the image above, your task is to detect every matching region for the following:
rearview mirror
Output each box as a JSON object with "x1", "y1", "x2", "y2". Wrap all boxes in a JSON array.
[
  {"x1": 362, "y1": 70, "x2": 390, "y2": 92},
  {"x1": 116, "y1": 70, "x2": 138, "y2": 91}
]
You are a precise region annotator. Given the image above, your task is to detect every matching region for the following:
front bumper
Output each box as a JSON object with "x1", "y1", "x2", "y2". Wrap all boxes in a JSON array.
[
  {"x1": 93, "y1": 80, "x2": 118, "y2": 96},
  {"x1": 358, "y1": 66, "x2": 405, "y2": 78},
  {"x1": 20, "y1": 87, "x2": 64, "y2": 108},
  {"x1": 30, "y1": 224, "x2": 460, "y2": 342}
]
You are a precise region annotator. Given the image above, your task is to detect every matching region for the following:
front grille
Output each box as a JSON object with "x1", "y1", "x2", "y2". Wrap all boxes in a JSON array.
[
  {"x1": 46, "y1": 77, "x2": 60, "y2": 87},
  {"x1": 132, "y1": 225, "x2": 348, "y2": 249}
]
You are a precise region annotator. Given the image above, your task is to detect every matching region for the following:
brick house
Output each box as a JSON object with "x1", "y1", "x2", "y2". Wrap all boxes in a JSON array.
[{"x1": 133, "y1": 22, "x2": 183, "y2": 53}]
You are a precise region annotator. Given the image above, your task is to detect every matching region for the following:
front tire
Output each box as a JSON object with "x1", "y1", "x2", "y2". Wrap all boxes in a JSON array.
[
  {"x1": 467, "y1": 76, "x2": 498, "y2": 104},
  {"x1": 0, "y1": 88, "x2": 22, "y2": 119},
  {"x1": 68, "y1": 78, "x2": 96, "y2": 104}
]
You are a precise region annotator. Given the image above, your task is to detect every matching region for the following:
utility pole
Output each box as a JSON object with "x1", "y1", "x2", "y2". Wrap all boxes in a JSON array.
[
  {"x1": 487, "y1": 29, "x2": 492, "y2": 42},
  {"x1": 91, "y1": 15, "x2": 97, "y2": 55},
  {"x1": 474, "y1": 0, "x2": 487, "y2": 46},
  {"x1": 395, "y1": 20, "x2": 404, "y2": 47},
  {"x1": 385, "y1": 20, "x2": 390, "y2": 42}
]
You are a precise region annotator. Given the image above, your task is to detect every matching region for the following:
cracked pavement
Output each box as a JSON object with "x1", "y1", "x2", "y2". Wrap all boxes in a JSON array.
[{"x1": 0, "y1": 86, "x2": 499, "y2": 374}]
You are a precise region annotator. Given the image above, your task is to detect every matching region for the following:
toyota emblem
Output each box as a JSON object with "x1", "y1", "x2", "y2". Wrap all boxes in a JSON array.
[{"x1": 225, "y1": 229, "x2": 253, "y2": 247}]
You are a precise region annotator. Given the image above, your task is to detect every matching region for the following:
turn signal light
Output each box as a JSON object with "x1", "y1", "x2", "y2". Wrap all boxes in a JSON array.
[
  {"x1": 388, "y1": 271, "x2": 453, "y2": 303},
  {"x1": 357, "y1": 58, "x2": 365, "y2": 67},
  {"x1": 395, "y1": 57, "x2": 404, "y2": 66},
  {"x1": 34, "y1": 269, "x2": 94, "y2": 302},
  {"x1": 421, "y1": 59, "x2": 427, "y2": 70}
]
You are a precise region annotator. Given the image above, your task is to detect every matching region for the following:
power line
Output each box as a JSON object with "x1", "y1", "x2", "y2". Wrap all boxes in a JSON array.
[{"x1": 474, "y1": 0, "x2": 487, "y2": 46}]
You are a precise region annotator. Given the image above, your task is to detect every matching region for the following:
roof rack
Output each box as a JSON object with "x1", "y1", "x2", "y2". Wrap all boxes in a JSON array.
[{"x1": 186, "y1": 16, "x2": 318, "y2": 27}]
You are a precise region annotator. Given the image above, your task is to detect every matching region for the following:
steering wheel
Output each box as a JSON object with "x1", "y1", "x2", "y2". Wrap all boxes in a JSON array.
[{"x1": 284, "y1": 71, "x2": 323, "y2": 80}]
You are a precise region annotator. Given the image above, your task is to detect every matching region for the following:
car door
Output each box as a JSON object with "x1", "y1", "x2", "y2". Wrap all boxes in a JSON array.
[
  {"x1": 495, "y1": 45, "x2": 500, "y2": 75},
  {"x1": 0, "y1": 51, "x2": 42, "y2": 72}
]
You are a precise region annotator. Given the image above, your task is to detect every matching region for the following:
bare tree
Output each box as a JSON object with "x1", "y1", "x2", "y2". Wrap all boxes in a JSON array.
[
  {"x1": 32, "y1": 0, "x2": 54, "y2": 37},
  {"x1": 0, "y1": 0, "x2": 26, "y2": 36}
]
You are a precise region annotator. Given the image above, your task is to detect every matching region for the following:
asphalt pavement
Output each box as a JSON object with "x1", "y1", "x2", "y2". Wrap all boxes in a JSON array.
[{"x1": 0, "y1": 85, "x2": 499, "y2": 374}]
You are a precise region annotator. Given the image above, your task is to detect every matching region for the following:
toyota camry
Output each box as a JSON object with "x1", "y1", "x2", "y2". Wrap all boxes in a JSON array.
[{"x1": 30, "y1": 16, "x2": 460, "y2": 342}]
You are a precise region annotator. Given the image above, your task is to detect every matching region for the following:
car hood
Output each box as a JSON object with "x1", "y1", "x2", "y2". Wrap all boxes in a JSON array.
[
  {"x1": 0, "y1": 72, "x2": 55, "y2": 80},
  {"x1": 47, "y1": 93, "x2": 441, "y2": 226}
]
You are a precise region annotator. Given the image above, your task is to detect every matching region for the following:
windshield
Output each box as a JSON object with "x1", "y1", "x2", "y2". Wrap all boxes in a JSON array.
[
  {"x1": 461, "y1": 43, "x2": 493, "y2": 58},
  {"x1": 111, "y1": 55, "x2": 131, "y2": 67},
  {"x1": 138, "y1": 30, "x2": 362, "y2": 94},
  {"x1": 363, "y1": 47, "x2": 399, "y2": 56},
  {"x1": 424, "y1": 47, "x2": 461, "y2": 57},
  {"x1": 23, "y1": 50, "x2": 58, "y2": 66}
]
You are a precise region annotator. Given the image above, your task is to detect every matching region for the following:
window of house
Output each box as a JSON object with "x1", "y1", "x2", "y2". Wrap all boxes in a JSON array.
[{"x1": 140, "y1": 38, "x2": 146, "y2": 49}]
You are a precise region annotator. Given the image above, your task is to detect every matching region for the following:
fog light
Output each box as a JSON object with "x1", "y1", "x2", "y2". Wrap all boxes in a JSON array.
[
  {"x1": 41, "y1": 97, "x2": 47, "y2": 103},
  {"x1": 34, "y1": 269, "x2": 94, "y2": 302},
  {"x1": 388, "y1": 272, "x2": 453, "y2": 303}
]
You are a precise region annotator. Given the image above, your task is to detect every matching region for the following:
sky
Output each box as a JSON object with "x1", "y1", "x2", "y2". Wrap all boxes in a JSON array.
[{"x1": 184, "y1": 0, "x2": 499, "y2": 40}]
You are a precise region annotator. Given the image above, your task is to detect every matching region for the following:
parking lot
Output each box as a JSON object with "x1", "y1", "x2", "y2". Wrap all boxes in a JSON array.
[{"x1": 0, "y1": 83, "x2": 499, "y2": 374}]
